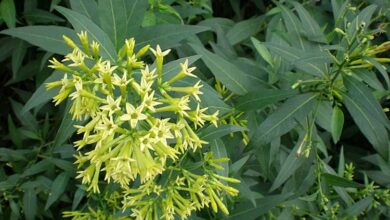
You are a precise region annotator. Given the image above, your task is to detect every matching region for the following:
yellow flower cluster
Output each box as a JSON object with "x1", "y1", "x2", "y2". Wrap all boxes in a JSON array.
[{"x1": 47, "y1": 31, "x2": 239, "y2": 219}]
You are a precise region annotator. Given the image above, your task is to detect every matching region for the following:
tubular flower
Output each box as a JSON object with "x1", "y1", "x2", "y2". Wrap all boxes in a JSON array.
[{"x1": 47, "y1": 31, "x2": 239, "y2": 220}]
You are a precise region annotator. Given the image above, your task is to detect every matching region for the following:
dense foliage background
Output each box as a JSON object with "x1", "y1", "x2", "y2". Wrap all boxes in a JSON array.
[{"x1": 1, "y1": 0, "x2": 390, "y2": 219}]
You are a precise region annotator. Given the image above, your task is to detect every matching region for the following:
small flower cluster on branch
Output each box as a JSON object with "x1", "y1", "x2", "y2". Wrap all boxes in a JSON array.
[{"x1": 47, "y1": 31, "x2": 239, "y2": 219}]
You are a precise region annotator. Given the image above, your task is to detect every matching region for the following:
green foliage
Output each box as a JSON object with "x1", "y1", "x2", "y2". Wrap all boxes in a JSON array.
[{"x1": 1, "y1": 0, "x2": 390, "y2": 219}]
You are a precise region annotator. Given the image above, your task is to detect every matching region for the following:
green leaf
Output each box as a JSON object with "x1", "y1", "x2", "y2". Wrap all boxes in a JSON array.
[
  {"x1": 7, "y1": 115, "x2": 22, "y2": 147},
  {"x1": 134, "y1": 25, "x2": 209, "y2": 49},
  {"x1": 198, "y1": 125, "x2": 246, "y2": 142},
  {"x1": 70, "y1": 0, "x2": 99, "y2": 24},
  {"x1": 278, "y1": 3, "x2": 306, "y2": 50},
  {"x1": 52, "y1": 101, "x2": 79, "y2": 150},
  {"x1": 45, "y1": 172, "x2": 70, "y2": 210},
  {"x1": 322, "y1": 173, "x2": 362, "y2": 188},
  {"x1": 364, "y1": 57, "x2": 390, "y2": 89},
  {"x1": 55, "y1": 6, "x2": 117, "y2": 62},
  {"x1": 343, "y1": 92, "x2": 389, "y2": 159},
  {"x1": 236, "y1": 89, "x2": 297, "y2": 111},
  {"x1": 11, "y1": 39, "x2": 27, "y2": 79},
  {"x1": 331, "y1": 105, "x2": 344, "y2": 143},
  {"x1": 22, "y1": 159, "x2": 51, "y2": 177},
  {"x1": 235, "y1": 177, "x2": 259, "y2": 208},
  {"x1": 226, "y1": 16, "x2": 264, "y2": 45},
  {"x1": 270, "y1": 147, "x2": 305, "y2": 191},
  {"x1": 315, "y1": 101, "x2": 332, "y2": 132},
  {"x1": 9, "y1": 199, "x2": 20, "y2": 218},
  {"x1": 190, "y1": 43, "x2": 257, "y2": 95},
  {"x1": 47, "y1": 158, "x2": 76, "y2": 174},
  {"x1": 251, "y1": 37, "x2": 273, "y2": 66},
  {"x1": 23, "y1": 188, "x2": 37, "y2": 220},
  {"x1": 249, "y1": 93, "x2": 318, "y2": 148},
  {"x1": 344, "y1": 75, "x2": 390, "y2": 129},
  {"x1": 337, "y1": 146, "x2": 345, "y2": 176},
  {"x1": 1, "y1": 26, "x2": 78, "y2": 55},
  {"x1": 265, "y1": 43, "x2": 331, "y2": 77},
  {"x1": 230, "y1": 155, "x2": 250, "y2": 175},
  {"x1": 0, "y1": 37, "x2": 16, "y2": 62},
  {"x1": 227, "y1": 193, "x2": 293, "y2": 219},
  {"x1": 211, "y1": 139, "x2": 228, "y2": 177},
  {"x1": 125, "y1": 0, "x2": 149, "y2": 36},
  {"x1": 98, "y1": 0, "x2": 128, "y2": 49},
  {"x1": 23, "y1": 9, "x2": 65, "y2": 24},
  {"x1": 10, "y1": 99, "x2": 38, "y2": 130},
  {"x1": 346, "y1": 5, "x2": 377, "y2": 41},
  {"x1": 72, "y1": 187, "x2": 86, "y2": 210},
  {"x1": 292, "y1": 2, "x2": 327, "y2": 43},
  {"x1": 331, "y1": 0, "x2": 349, "y2": 26},
  {"x1": 344, "y1": 196, "x2": 373, "y2": 217},
  {"x1": 0, "y1": 0, "x2": 16, "y2": 28},
  {"x1": 22, "y1": 71, "x2": 64, "y2": 113}
]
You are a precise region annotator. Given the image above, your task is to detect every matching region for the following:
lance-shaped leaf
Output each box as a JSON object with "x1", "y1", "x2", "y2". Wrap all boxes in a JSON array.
[
  {"x1": 227, "y1": 193, "x2": 293, "y2": 220},
  {"x1": 23, "y1": 188, "x2": 37, "y2": 220},
  {"x1": 97, "y1": 0, "x2": 148, "y2": 50},
  {"x1": 1, "y1": 26, "x2": 78, "y2": 55},
  {"x1": 211, "y1": 139, "x2": 228, "y2": 178},
  {"x1": 134, "y1": 25, "x2": 209, "y2": 50},
  {"x1": 236, "y1": 89, "x2": 297, "y2": 111},
  {"x1": 190, "y1": 43, "x2": 258, "y2": 95},
  {"x1": 198, "y1": 125, "x2": 246, "y2": 142},
  {"x1": 344, "y1": 76, "x2": 390, "y2": 131},
  {"x1": 248, "y1": 93, "x2": 318, "y2": 149},
  {"x1": 45, "y1": 172, "x2": 70, "y2": 210},
  {"x1": 265, "y1": 43, "x2": 332, "y2": 76},
  {"x1": 292, "y1": 2, "x2": 327, "y2": 43},
  {"x1": 331, "y1": 105, "x2": 344, "y2": 143},
  {"x1": 343, "y1": 92, "x2": 389, "y2": 159},
  {"x1": 226, "y1": 16, "x2": 264, "y2": 45},
  {"x1": 55, "y1": 6, "x2": 117, "y2": 62},
  {"x1": 22, "y1": 71, "x2": 65, "y2": 113},
  {"x1": 70, "y1": 0, "x2": 99, "y2": 24},
  {"x1": 278, "y1": 3, "x2": 307, "y2": 50}
]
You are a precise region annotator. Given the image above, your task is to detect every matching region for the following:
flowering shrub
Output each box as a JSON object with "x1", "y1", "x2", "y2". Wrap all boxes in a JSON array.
[
  {"x1": 46, "y1": 32, "x2": 239, "y2": 219},
  {"x1": 2, "y1": 1, "x2": 390, "y2": 219}
]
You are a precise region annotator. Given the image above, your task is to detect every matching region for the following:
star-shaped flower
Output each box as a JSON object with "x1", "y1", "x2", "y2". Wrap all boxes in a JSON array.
[
  {"x1": 180, "y1": 59, "x2": 197, "y2": 78},
  {"x1": 142, "y1": 91, "x2": 161, "y2": 112},
  {"x1": 192, "y1": 81, "x2": 203, "y2": 101},
  {"x1": 120, "y1": 103, "x2": 147, "y2": 128},
  {"x1": 150, "y1": 45, "x2": 171, "y2": 58},
  {"x1": 112, "y1": 72, "x2": 132, "y2": 87},
  {"x1": 100, "y1": 96, "x2": 121, "y2": 115}
]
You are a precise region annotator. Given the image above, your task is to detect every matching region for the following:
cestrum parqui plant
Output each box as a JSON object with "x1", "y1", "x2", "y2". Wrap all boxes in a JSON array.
[{"x1": 47, "y1": 31, "x2": 239, "y2": 220}]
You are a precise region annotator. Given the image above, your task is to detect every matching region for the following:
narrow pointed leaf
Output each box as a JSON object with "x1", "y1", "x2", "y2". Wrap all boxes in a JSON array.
[
  {"x1": 331, "y1": 105, "x2": 344, "y2": 143},
  {"x1": 249, "y1": 93, "x2": 318, "y2": 148},
  {"x1": 190, "y1": 44, "x2": 256, "y2": 95},
  {"x1": 70, "y1": 0, "x2": 99, "y2": 24},
  {"x1": 0, "y1": 0, "x2": 16, "y2": 28},
  {"x1": 227, "y1": 16, "x2": 264, "y2": 45},
  {"x1": 343, "y1": 92, "x2": 389, "y2": 158},
  {"x1": 45, "y1": 172, "x2": 70, "y2": 210},
  {"x1": 344, "y1": 75, "x2": 390, "y2": 129},
  {"x1": 55, "y1": 6, "x2": 117, "y2": 62},
  {"x1": 134, "y1": 25, "x2": 209, "y2": 49},
  {"x1": 236, "y1": 89, "x2": 297, "y2": 111},
  {"x1": 227, "y1": 193, "x2": 293, "y2": 219},
  {"x1": 22, "y1": 71, "x2": 64, "y2": 113},
  {"x1": 23, "y1": 188, "x2": 37, "y2": 220},
  {"x1": 199, "y1": 125, "x2": 246, "y2": 142},
  {"x1": 1, "y1": 26, "x2": 78, "y2": 55},
  {"x1": 98, "y1": 0, "x2": 134, "y2": 49},
  {"x1": 292, "y1": 2, "x2": 327, "y2": 43}
]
